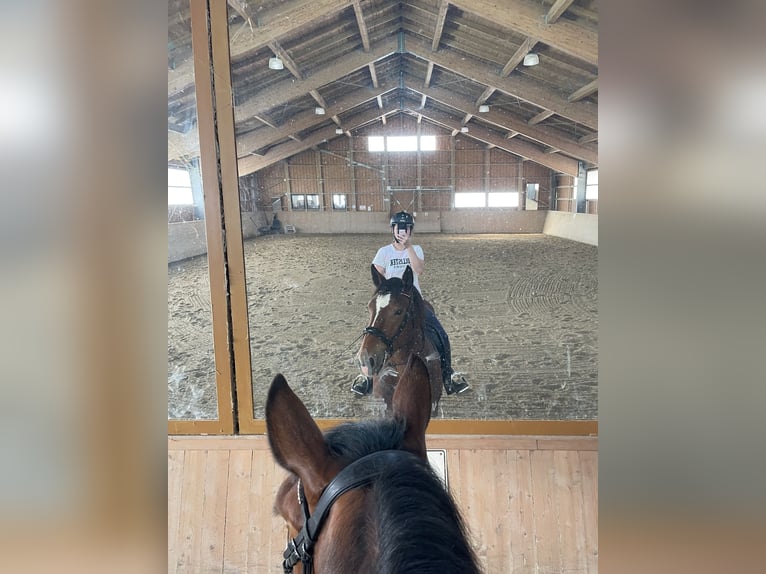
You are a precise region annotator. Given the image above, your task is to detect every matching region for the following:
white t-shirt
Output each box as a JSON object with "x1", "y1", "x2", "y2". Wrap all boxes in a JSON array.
[{"x1": 372, "y1": 243, "x2": 425, "y2": 294}]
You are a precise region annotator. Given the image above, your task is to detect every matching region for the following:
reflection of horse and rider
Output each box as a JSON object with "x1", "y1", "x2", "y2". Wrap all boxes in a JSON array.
[{"x1": 352, "y1": 211, "x2": 470, "y2": 397}]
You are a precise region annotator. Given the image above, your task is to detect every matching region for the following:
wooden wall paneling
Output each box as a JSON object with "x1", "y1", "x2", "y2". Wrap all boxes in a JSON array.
[
  {"x1": 167, "y1": 449, "x2": 185, "y2": 573},
  {"x1": 510, "y1": 449, "x2": 538, "y2": 573},
  {"x1": 200, "y1": 450, "x2": 230, "y2": 571},
  {"x1": 530, "y1": 449, "x2": 561, "y2": 571},
  {"x1": 222, "y1": 449, "x2": 253, "y2": 572},
  {"x1": 168, "y1": 437, "x2": 598, "y2": 573},
  {"x1": 248, "y1": 450, "x2": 288, "y2": 572},
  {"x1": 488, "y1": 448, "x2": 513, "y2": 570},
  {"x1": 580, "y1": 450, "x2": 599, "y2": 572},
  {"x1": 176, "y1": 450, "x2": 207, "y2": 573},
  {"x1": 554, "y1": 450, "x2": 588, "y2": 573}
]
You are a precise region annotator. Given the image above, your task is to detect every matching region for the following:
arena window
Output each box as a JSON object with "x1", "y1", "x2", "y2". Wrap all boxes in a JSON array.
[
  {"x1": 168, "y1": 167, "x2": 193, "y2": 204},
  {"x1": 586, "y1": 169, "x2": 598, "y2": 200},
  {"x1": 367, "y1": 135, "x2": 437, "y2": 152},
  {"x1": 454, "y1": 192, "x2": 486, "y2": 208},
  {"x1": 292, "y1": 194, "x2": 321, "y2": 210},
  {"x1": 332, "y1": 194, "x2": 347, "y2": 210},
  {"x1": 487, "y1": 192, "x2": 519, "y2": 207}
]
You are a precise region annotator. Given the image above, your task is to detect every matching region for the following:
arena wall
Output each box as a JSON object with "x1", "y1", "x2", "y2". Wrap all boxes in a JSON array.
[
  {"x1": 542, "y1": 211, "x2": 598, "y2": 245},
  {"x1": 168, "y1": 211, "x2": 597, "y2": 263}
]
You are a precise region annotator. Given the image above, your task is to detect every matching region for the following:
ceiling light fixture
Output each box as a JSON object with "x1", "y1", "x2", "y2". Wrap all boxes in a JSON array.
[
  {"x1": 460, "y1": 126, "x2": 469, "y2": 133},
  {"x1": 268, "y1": 57, "x2": 284, "y2": 70},
  {"x1": 335, "y1": 127, "x2": 344, "y2": 134},
  {"x1": 479, "y1": 104, "x2": 490, "y2": 113},
  {"x1": 523, "y1": 53, "x2": 539, "y2": 66},
  {"x1": 314, "y1": 107, "x2": 325, "y2": 115}
]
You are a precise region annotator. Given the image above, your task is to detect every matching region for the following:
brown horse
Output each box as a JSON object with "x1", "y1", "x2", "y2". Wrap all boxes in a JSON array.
[
  {"x1": 356, "y1": 264, "x2": 444, "y2": 413},
  {"x1": 266, "y1": 355, "x2": 480, "y2": 574}
]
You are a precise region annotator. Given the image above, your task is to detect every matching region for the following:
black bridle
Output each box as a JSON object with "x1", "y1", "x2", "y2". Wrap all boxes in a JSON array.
[
  {"x1": 362, "y1": 289, "x2": 416, "y2": 359},
  {"x1": 282, "y1": 449, "x2": 419, "y2": 573}
]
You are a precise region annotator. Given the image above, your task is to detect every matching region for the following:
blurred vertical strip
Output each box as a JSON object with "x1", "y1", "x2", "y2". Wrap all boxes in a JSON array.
[
  {"x1": 601, "y1": 0, "x2": 766, "y2": 572},
  {"x1": 0, "y1": 1, "x2": 167, "y2": 573}
]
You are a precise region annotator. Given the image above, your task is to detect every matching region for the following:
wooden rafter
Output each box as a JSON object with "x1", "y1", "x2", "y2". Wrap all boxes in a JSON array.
[
  {"x1": 450, "y1": 0, "x2": 597, "y2": 65},
  {"x1": 500, "y1": 37, "x2": 538, "y2": 77},
  {"x1": 424, "y1": 61, "x2": 435, "y2": 88},
  {"x1": 545, "y1": 0, "x2": 576, "y2": 25},
  {"x1": 268, "y1": 41, "x2": 303, "y2": 80},
  {"x1": 432, "y1": 1, "x2": 449, "y2": 51},
  {"x1": 568, "y1": 78, "x2": 598, "y2": 102},
  {"x1": 352, "y1": 0, "x2": 370, "y2": 52},
  {"x1": 406, "y1": 35, "x2": 597, "y2": 129},
  {"x1": 528, "y1": 110, "x2": 555, "y2": 125}
]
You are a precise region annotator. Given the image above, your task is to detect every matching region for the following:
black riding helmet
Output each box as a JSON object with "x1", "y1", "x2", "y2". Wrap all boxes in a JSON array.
[{"x1": 390, "y1": 211, "x2": 414, "y2": 233}]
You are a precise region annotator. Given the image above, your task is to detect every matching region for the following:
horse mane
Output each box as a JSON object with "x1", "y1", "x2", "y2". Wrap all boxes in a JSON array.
[{"x1": 322, "y1": 420, "x2": 481, "y2": 574}]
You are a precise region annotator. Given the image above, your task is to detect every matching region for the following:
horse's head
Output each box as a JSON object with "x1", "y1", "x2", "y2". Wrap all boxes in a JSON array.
[
  {"x1": 356, "y1": 264, "x2": 423, "y2": 377},
  {"x1": 266, "y1": 356, "x2": 433, "y2": 573}
]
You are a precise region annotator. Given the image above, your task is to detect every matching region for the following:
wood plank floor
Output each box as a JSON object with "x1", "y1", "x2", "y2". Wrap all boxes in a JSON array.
[{"x1": 168, "y1": 435, "x2": 598, "y2": 573}]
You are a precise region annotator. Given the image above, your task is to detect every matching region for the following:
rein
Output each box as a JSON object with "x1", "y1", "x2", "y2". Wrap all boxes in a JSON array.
[
  {"x1": 362, "y1": 289, "x2": 416, "y2": 359},
  {"x1": 282, "y1": 449, "x2": 419, "y2": 573}
]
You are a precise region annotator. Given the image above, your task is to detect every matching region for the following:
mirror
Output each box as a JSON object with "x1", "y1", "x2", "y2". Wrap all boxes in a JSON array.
[
  {"x1": 167, "y1": 0, "x2": 219, "y2": 421},
  {"x1": 167, "y1": 2, "x2": 598, "y2": 423}
]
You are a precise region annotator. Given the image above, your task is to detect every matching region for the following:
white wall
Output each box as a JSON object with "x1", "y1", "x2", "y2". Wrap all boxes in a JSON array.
[
  {"x1": 542, "y1": 212, "x2": 598, "y2": 246},
  {"x1": 168, "y1": 220, "x2": 207, "y2": 263},
  {"x1": 168, "y1": 210, "x2": 597, "y2": 263}
]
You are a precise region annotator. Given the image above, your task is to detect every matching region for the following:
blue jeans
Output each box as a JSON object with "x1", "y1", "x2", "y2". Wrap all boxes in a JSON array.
[{"x1": 424, "y1": 307, "x2": 453, "y2": 383}]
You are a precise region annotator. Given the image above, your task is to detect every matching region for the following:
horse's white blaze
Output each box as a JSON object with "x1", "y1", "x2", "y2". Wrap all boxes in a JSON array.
[{"x1": 373, "y1": 293, "x2": 391, "y2": 324}]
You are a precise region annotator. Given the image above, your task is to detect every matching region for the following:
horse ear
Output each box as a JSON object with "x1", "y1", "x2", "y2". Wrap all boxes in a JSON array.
[
  {"x1": 402, "y1": 265, "x2": 414, "y2": 291},
  {"x1": 266, "y1": 374, "x2": 338, "y2": 499},
  {"x1": 391, "y1": 355, "x2": 431, "y2": 460},
  {"x1": 371, "y1": 264, "x2": 385, "y2": 288}
]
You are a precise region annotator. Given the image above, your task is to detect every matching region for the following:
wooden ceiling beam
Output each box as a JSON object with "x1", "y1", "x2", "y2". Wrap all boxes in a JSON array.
[
  {"x1": 238, "y1": 103, "x2": 401, "y2": 175},
  {"x1": 268, "y1": 41, "x2": 303, "y2": 80},
  {"x1": 500, "y1": 37, "x2": 538, "y2": 77},
  {"x1": 405, "y1": 35, "x2": 597, "y2": 129},
  {"x1": 413, "y1": 105, "x2": 579, "y2": 175},
  {"x1": 568, "y1": 78, "x2": 598, "y2": 102},
  {"x1": 169, "y1": 0, "x2": 355, "y2": 96},
  {"x1": 413, "y1": 82, "x2": 597, "y2": 164},
  {"x1": 424, "y1": 61, "x2": 435, "y2": 88},
  {"x1": 309, "y1": 90, "x2": 329, "y2": 109},
  {"x1": 368, "y1": 63, "x2": 379, "y2": 88},
  {"x1": 253, "y1": 114, "x2": 278, "y2": 129},
  {"x1": 476, "y1": 86, "x2": 495, "y2": 105},
  {"x1": 449, "y1": 0, "x2": 597, "y2": 65},
  {"x1": 234, "y1": 37, "x2": 398, "y2": 123},
  {"x1": 528, "y1": 110, "x2": 555, "y2": 125},
  {"x1": 352, "y1": 0, "x2": 370, "y2": 52},
  {"x1": 432, "y1": 1, "x2": 449, "y2": 51},
  {"x1": 545, "y1": 0, "x2": 576, "y2": 25},
  {"x1": 236, "y1": 86, "x2": 395, "y2": 157}
]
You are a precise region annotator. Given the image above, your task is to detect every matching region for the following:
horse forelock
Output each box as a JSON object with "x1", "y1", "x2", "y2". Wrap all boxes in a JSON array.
[{"x1": 324, "y1": 418, "x2": 406, "y2": 462}]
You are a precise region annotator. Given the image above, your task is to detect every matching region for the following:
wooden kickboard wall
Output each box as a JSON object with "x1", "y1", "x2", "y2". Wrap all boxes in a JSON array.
[{"x1": 168, "y1": 435, "x2": 598, "y2": 573}]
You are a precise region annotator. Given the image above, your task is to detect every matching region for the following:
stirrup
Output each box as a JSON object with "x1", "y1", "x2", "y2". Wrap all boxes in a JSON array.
[
  {"x1": 446, "y1": 373, "x2": 470, "y2": 395},
  {"x1": 351, "y1": 375, "x2": 372, "y2": 396}
]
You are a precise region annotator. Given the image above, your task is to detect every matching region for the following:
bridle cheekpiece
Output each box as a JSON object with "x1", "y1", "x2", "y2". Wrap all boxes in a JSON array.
[{"x1": 281, "y1": 449, "x2": 418, "y2": 573}]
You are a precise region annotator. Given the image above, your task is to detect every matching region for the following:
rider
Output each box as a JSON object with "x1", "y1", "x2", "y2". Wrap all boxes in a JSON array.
[{"x1": 352, "y1": 211, "x2": 470, "y2": 396}]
